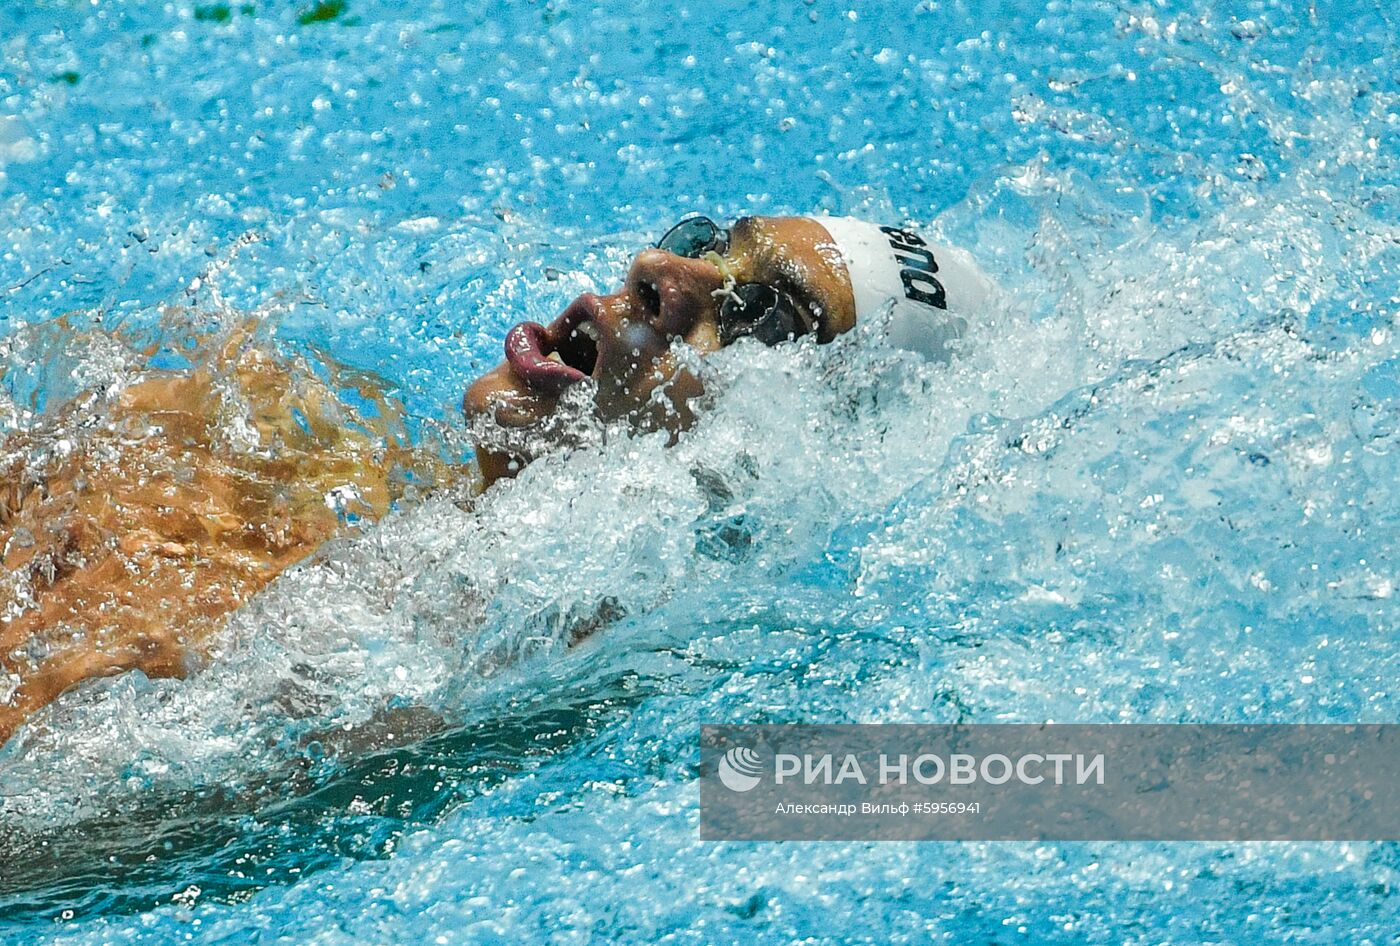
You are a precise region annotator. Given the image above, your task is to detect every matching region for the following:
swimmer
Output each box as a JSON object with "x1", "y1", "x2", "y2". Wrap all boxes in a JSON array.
[
  {"x1": 0, "y1": 214, "x2": 991, "y2": 745},
  {"x1": 465, "y1": 214, "x2": 993, "y2": 484}
]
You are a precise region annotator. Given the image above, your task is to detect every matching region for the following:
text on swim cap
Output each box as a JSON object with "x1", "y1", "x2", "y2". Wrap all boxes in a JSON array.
[{"x1": 879, "y1": 225, "x2": 946, "y2": 310}]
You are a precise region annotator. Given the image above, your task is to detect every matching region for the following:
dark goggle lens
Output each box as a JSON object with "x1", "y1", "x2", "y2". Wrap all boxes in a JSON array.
[
  {"x1": 656, "y1": 216, "x2": 728, "y2": 259},
  {"x1": 718, "y1": 283, "x2": 808, "y2": 347}
]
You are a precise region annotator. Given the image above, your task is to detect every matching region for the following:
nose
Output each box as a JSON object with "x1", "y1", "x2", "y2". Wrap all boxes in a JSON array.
[{"x1": 608, "y1": 248, "x2": 725, "y2": 340}]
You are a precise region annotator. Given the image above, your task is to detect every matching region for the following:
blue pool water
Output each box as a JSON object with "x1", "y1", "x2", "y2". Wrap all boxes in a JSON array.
[{"x1": 1, "y1": 0, "x2": 1398, "y2": 941}]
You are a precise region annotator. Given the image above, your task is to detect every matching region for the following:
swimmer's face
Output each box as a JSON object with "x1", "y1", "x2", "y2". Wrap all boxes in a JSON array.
[{"x1": 464, "y1": 216, "x2": 857, "y2": 487}]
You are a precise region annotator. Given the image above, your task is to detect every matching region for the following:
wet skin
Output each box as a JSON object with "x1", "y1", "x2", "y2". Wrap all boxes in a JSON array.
[
  {"x1": 0, "y1": 216, "x2": 854, "y2": 745},
  {"x1": 463, "y1": 216, "x2": 858, "y2": 487},
  {"x1": 0, "y1": 332, "x2": 446, "y2": 746}
]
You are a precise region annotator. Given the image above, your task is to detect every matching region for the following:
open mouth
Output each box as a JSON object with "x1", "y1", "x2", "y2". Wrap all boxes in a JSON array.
[{"x1": 504, "y1": 295, "x2": 601, "y2": 393}]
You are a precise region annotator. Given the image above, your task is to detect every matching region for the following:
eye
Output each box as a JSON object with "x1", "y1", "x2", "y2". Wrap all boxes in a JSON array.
[{"x1": 718, "y1": 283, "x2": 809, "y2": 347}]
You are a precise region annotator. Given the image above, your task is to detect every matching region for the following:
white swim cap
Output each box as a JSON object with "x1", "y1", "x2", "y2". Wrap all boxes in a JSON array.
[{"x1": 812, "y1": 216, "x2": 994, "y2": 362}]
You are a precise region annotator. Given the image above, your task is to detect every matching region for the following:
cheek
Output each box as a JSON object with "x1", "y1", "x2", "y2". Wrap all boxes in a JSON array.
[
  {"x1": 684, "y1": 315, "x2": 722, "y2": 355},
  {"x1": 623, "y1": 354, "x2": 705, "y2": 433},
  {"x1": 600, "y1": 321, "x2": 670, "y2": 386},
  {"x1": 658, "y1": 280, "x2": 715, "y2": 338},
  {"x1": 621, "y1": 320, "x2": 666, "y2": 358}
]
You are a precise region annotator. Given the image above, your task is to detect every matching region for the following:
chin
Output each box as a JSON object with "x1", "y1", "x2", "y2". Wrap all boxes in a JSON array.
[{"x1": 465, "y1": 359, "x2": 706, "y2": 487}]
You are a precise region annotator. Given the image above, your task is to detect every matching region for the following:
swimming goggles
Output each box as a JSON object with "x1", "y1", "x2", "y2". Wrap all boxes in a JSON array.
[{"x1": 655, "y1": 216, "x2": 812, "y2": 346}]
